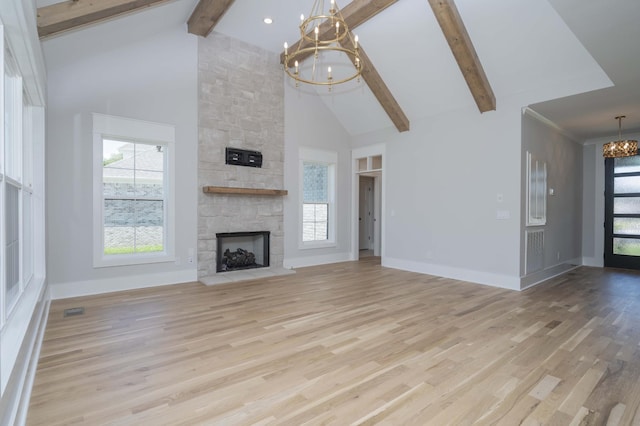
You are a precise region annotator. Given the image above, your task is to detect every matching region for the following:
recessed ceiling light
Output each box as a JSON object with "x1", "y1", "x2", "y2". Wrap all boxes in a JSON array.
[{"x1": 263, "y1": 17, "x2": 273, "y2": 24}]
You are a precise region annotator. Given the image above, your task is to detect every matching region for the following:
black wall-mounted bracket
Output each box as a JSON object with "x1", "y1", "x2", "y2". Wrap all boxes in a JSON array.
[{"x1": 225, "y1": 147, "x2": 263, "y2": 168}]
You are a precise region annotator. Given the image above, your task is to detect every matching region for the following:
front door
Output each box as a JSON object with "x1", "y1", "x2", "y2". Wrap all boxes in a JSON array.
[{"x1": 604, "y1": 155, "x2": 640, "y2": 269}]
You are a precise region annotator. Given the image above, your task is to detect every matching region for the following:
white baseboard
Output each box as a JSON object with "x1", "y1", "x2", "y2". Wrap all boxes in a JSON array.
[
  {"x1": 382, "y1": 257, "x2": 521, "y2": 291},
  {"x1": 520, "y1": 262, "x2": 581, "y2": 290},
  {"x1": 283, "y1": 252, "x2": 352, "y2": 269},
  {"x1": 49, "y1": 269, "x2": 198, "y2": 299},
  {"x1": 0, "y1": 281, "x2": 50, "y2": 426}
]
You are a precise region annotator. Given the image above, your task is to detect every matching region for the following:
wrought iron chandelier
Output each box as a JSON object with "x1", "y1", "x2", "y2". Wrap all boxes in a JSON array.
[
  {"x1": 283, "y1": 0, "x2": 361, "y2": 90},
  {"x1": 603, "y1": 115, "x2": 638, "y2": 158}
]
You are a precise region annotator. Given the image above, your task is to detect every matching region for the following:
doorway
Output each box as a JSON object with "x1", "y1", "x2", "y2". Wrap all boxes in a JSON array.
[
  {"x1": 351, "y1": 145, "x2": 385, "y2": 262},
  {"x1": 357, "y1": 174, "x2": 381, "y2": 258},
  {"x1": 604, "y1": 155, "x2": 640, "y2": 270},
  {"x1": 359, "y1": 176, "x2": 375, "y2": 256}
]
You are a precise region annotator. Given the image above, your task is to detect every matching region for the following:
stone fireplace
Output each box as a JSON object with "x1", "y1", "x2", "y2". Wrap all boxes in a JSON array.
[{"x1": 197, "y1": 33, "x2": 286, "y2": 283}]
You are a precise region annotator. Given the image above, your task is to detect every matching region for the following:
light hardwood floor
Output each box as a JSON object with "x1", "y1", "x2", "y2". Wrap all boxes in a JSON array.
[{"x1": 28, "y1": 259, "x2": 640, "y2": 425}]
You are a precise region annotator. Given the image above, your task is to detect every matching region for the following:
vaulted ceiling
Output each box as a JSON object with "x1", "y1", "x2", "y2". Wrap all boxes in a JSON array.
[{"x1": 36, "y1": 0, "x2": 640, "y2": 141}]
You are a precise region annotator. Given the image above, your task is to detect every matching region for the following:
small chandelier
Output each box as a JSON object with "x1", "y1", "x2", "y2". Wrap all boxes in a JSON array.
[
  {"x1": 603, "y1": 115, "x2": 638, "y2": 158},
  {"x1": 283, "y1": 0, "x2": 361, "y2": 90}
]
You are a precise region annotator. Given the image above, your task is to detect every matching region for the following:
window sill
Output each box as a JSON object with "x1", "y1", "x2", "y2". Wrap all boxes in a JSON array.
[
  {"x1": 94, "y1": 253, "x2": 175, "y2": 268},
  {"x1": 299, "y1": 241, "x2": 336, "y2": 250}
]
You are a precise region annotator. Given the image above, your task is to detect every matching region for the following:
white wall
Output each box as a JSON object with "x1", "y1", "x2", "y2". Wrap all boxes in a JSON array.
[
  {"x1": 582, "y1": 131, "x2": 640, "y2": 267},
  {"x1": 353, "y1": 99, "x2": 523, "y2": 289},
  {"x1": 520, "y1": 110, "x2": 583, "y2": 288},
  {"x1": 44, "y1": 26, "x2": 198, "y2": 298},
  {"x1": 283, "y1": 83, "x2": 353, "y2": 267}
]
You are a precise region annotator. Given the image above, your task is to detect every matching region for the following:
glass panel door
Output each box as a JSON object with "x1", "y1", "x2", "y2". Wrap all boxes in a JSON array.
[{"x1": 605, "y1": 155, "x2": 640, "y2": 269}]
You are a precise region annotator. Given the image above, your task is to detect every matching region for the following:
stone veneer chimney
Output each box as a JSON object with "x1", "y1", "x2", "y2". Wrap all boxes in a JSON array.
[{"x1": 197, "y1": 33, "x2": 285, "y2": 280}]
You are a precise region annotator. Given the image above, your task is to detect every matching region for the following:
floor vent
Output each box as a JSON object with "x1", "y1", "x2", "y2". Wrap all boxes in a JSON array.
[
  {"x1": 63, "y1": 307, "x2": 85, "y2": 318},
  {"x1": 525, "y1": 229, "x2": 544, "y2": 275}
]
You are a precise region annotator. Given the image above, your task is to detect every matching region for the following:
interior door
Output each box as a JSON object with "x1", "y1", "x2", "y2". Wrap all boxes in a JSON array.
[
  {"x1": 604, "y1": 155, "x2": 640, "y2": 269},
  {"x1": 358, "y1": 176, "x2": 374, "y2": 250}
]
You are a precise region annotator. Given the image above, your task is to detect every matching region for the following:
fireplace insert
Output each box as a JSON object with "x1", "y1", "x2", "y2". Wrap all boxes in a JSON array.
[{"x1": 216, "y1": 231, "x2": 270, "y2": 272}]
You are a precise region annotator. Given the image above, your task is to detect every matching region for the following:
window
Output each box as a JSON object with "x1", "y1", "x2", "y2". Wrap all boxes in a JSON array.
[
  {"x1": 303, "y1": 163, "x2": 329, "y2": 241},
  {"x1": 526, "y1": 151, "x2": 547, "y2": 226},
  {"x1": 3, "y1": 45, "x2": 25, "y2": 313},
  {"x1": 299, "y1": 148, "x2": 336, "y2": 248},
  {"x1": 92, "y1": 114, "x2": 175, "y2": 267}
]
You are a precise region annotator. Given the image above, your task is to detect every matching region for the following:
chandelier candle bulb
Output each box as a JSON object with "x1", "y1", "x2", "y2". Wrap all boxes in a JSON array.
[
  {"x1": 328, "y1": 66, "x2": 332, "y2": 78},
  {"x1": 336, "y1": 21, "x2": 340, "y2": 35},
  {"x1": 355, "y1": 34, "x2": 358, "y2": 49},
  {"x1": 284, "y1": 42, "x2": 288, "y2": 55},
  {"x1": 300, "y1": 14, "x2": 304, "y2": 23},
  {"x1": 295, "y1": 60, "x2": 299, "y2": 74},
  {"x1": 315, "y1": 26, "x2": 319, "y2": 41}
]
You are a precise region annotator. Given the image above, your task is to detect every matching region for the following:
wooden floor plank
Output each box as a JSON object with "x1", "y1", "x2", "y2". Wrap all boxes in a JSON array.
[{"x1": 27, "y1": 260, "x2": 640, "y2": 425}]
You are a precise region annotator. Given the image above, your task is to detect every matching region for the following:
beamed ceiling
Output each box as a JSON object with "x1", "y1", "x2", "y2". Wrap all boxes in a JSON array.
[{"x1": 36, "y1": 0, "x2": 640, "y2": 140}]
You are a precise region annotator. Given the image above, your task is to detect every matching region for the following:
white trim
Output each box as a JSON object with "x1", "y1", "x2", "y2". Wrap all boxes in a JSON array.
[
  {"x1": 0, "y1": 280, "x2": 48, "y2": 426},
  {"x1": 92, "y1": 114, "x2": 176, "y2": 268},
  {"x1": 1, "y1": 275, "x2": 46, "y2": 394},
  {"x1": 0, "y1": 1, "x2": 47, "y2": 418},
  {"x1": 525, "y1": 151, "x2": 547, "y2": 226},
  {"x1": 520, "y1": 262, "x2": 581, "y2": 290},
  {"x1": 0, "y1": 0, "x2": 46, "y2": 106},
  {"x1": 93, "y1": 113, "x2": 175, "y2": 143},
  {"x1": 49, "y1": 269, "x2": 197, "y2": 300},
  {"x1": 283, "y1": 252, "x2": 352, "y2": 269},
  {"x1": 299, "y1": 147, "x2": 337, "y2": 249},
  {"x1": 351, "y1": 144, "x2": 386, "y2": 262},
  {"x1": 383, "y1": 257, "x2": 521, "y2": 291},
  {"x1": 14, "y1": 284, "x2": 49, "y2": 426}
]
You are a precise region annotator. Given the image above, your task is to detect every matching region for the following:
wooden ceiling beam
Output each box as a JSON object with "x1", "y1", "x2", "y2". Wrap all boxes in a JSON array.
[
  {"x1": 341, "y1": 41, "x2": 410, "y2": 132},
  {"x1": 281, "y1": 0, "x2": 399, "y2": 66},
  {"x1": 282, "y1": 0, "x2": 409, "y2": 133},
  {"x1": 427, "y1": 0, "x2": 495, "y2": 112},
  {"x1": 37, "y1": 0, "x2": 172, "y2": 39},
  {"x1": 187, "y1": 0, "x2": 236, "y2": 37}
]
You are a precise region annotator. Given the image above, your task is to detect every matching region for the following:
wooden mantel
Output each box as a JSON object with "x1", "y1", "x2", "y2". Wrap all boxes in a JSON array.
[{"x1": 203, "y1": 186, "x2": 288, "y2": 196}]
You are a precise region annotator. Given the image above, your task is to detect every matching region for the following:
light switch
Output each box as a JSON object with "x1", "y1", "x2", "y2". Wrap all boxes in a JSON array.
[{"x1": 496, "y1": 210, "x2": 511, "y2": 220}]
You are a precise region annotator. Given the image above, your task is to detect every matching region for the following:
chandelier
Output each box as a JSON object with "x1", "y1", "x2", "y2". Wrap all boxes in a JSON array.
[
  {"x1": 603, "y1": 115, "x2": 638, "y2": 158},
  {"x1": 283, "y1": 0, "x2": 361, "y2": 89}
]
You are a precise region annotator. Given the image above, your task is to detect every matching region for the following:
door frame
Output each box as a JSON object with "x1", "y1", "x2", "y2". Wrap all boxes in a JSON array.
[
  {"x1": 351, "y1": 144, "x2": 386, "y2": 261},
  {"x1": 358, "y1": 175, "x2": 374, "y2": 251},
  {"x1": 604, "y1": 156, "x2": 640, "y2": 269}
]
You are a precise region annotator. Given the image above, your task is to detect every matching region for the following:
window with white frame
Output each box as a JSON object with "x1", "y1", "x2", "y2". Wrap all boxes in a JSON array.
[
  {"x1": 3, "y1": 45, "x2": 24, "y2": 313},
  {"x1": 2, "y1": 38, "x2": 39, "y2": 322},
  {"x1": 299, "y1": 148, "x2": 336, "y2": 248},
  {"x1": 92, "y1": 114, "x2": 175, "y2": 267},
  {"x1": 0, "y1": 10, "x2": 48, "y2": 398}
]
